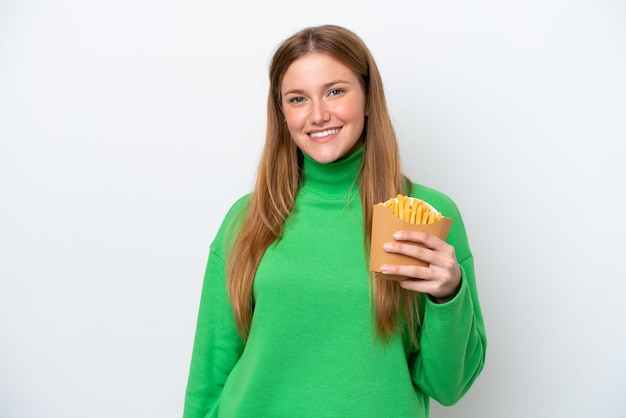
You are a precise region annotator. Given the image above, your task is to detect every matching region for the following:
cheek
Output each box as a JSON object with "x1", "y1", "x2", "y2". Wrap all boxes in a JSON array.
[
  {"x1": 338, "y1": 100, "x2": 366, "y2": 122},
  {"x1": 282, "y1": 116, "x2": 298, "y2": 140},
  {"x1": 284, "y1": 109, "x2": 305, "y2": 131}
]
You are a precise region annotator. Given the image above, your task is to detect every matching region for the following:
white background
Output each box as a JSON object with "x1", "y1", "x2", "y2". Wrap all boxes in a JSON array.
[{"x1": 1, "y1": 1, "x2": 625, "y2": 417}]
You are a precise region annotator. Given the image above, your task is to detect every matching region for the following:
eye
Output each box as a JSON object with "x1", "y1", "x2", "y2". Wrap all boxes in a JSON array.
[
  {"x1": 328, "y1": 89, "x2": 344, "y2": 97},
  {"x1": 288, "y1": 96, "x2": 305, "y2": 104}
]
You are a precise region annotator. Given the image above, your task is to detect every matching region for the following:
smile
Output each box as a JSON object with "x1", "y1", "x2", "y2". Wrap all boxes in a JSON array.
[{"x1": 309, "y1": 128, "x2": 340, "y2": 138}]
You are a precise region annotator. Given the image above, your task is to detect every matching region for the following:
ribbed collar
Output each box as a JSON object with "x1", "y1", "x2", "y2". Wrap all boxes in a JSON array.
[{"x1": 300, "y1": 145, "x2": 364, "y2": 199}]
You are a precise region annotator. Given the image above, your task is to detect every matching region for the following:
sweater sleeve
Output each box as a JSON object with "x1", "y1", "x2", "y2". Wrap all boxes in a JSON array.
[
  {"x1": 183, "y1": 200, "x2": 248, "y2": 418},
  {"x1": 409, "y1": 188, "x2": 487, "y2": 406}
]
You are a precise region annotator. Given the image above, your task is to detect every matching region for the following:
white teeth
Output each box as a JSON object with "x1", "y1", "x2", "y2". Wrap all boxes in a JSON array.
[{"x1": 309, "y1": 128, "x2": 340, "y2": 138}]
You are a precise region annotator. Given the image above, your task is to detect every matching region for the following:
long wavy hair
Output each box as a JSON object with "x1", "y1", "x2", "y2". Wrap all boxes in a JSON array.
[{"x1": 226, "y1": 25, "x2": 418, "y2": 344}]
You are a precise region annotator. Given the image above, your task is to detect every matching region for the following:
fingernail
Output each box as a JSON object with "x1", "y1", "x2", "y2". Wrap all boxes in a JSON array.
[
  {"x1": 380, "y1": 265, "x2": 390, "y2": 273},
  {"x1": 383, "y1": 243, "x2": 392, "y2": 251},
  {"x1": 392, "y1": 232, "x2": 402, "y2": 239}
]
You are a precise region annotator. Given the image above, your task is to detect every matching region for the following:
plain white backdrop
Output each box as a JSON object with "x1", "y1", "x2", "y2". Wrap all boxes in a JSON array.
[{"x1": 1, "y1": 1, "x2": 625, "y2": 417}]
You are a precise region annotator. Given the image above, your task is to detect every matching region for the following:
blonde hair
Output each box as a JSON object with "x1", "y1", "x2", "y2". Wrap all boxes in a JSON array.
[{"x1": 226, "y1": 25, "x2": 418, "y2": 344}]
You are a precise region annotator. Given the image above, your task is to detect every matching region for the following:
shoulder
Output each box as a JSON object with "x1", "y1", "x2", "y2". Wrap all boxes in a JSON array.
[
  {"x1": 409, "y1": 183, "x2": 460, "y2": 219},
  {"x1": 210, "y1": 193, "x2": 252, "y2": 254},
  {"x1": 409, "y1": 182, "x2": 472, "y2": 259},
  {"x1": 223, "y1": 193, "x2": 252, "y2": 220}
]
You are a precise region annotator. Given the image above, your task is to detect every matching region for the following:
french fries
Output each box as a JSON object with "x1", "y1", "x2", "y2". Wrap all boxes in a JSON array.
[{"x1": 377, "y1": 194, "x2": 443, "y2": 225}]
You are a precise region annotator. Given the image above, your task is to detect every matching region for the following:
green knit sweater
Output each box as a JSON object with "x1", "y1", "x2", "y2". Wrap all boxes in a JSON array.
[{"x1": 184, "y1": 146, "x2": 486, "y2": 417}]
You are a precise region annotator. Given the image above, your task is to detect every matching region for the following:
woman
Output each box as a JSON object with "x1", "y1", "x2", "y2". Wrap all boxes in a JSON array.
[{"x1": 184, "y1": 24, "x2": 486, "y2": 417}]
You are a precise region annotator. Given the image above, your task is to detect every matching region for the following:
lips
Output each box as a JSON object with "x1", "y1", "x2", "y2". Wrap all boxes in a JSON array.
[{"x1": 308, "y1": 128, "x2": 341, "y2": 139}]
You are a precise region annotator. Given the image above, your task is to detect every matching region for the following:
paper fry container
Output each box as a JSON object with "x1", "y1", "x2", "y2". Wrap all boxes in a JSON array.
[{"x1": 369, "y1": 204, "x2": 453, "y2": 281}]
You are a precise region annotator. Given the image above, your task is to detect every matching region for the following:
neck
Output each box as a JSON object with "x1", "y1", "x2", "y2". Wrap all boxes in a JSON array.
[{"x1": 300, "y1": 145, "x2": 364, "y2": 199}]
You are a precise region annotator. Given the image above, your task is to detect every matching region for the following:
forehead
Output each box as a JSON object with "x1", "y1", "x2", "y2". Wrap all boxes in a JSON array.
[{"x1": 281, "y1": 53, "x2": 359, "y2": 89}]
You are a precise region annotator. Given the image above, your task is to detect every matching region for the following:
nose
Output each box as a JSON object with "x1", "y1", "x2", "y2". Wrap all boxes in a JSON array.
[{"x1": 310, "y1": 100, "x2": 330, "y2": 124}]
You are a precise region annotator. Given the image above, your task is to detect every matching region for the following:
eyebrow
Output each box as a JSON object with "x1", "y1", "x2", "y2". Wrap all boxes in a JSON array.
[{"x1": 282, "y1": 79, "x2": 352, "y2": 96}]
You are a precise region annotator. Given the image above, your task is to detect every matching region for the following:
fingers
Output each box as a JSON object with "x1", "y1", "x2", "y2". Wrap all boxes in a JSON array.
[
  {"x1": 398, "y1": 276, "x2": 461, "y2": 303},
  {"x1": 398, "y1": 277, "x2": 435, "y2": 294},
  {"x1": 391, "y1": 230, "x2": 445, "y2": 250},
  {"x1": 380, "y1": 263, "x2": 432, "y2": 280},
  {"x1": 379, "y1": 261, "x2": 457, "y2": 297},
  {"x1": 382, "y1": 261, "x2": 461, "y2": 300},
  {"x1": 382, "y1": 239, "x2": 451, "y2": 267},
  {"x1": 380, "y1": 230, "x2": 461, "y2": 299},
  {"x1": 382, "y1": 241, "x2": 431, "y2": 265},
  {"x1": 387, "y1": 230, "x2": 456, "y2": 262}
]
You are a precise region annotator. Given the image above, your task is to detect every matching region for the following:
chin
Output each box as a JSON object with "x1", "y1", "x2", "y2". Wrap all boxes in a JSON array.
[
  {"x1": 301, "y1": 141, "x2": 359, "y2": 164},
  {"x1": 309, "y1": 150, "x2": 345, "y2": 164}
]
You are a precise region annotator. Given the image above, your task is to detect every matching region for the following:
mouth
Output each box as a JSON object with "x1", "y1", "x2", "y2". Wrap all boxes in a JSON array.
[{"x1": 308, "y1": 128, "x2": 341, "y2": 139}]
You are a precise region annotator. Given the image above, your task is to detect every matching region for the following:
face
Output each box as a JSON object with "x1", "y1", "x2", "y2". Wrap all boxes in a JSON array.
[{"x1": 280, "y1": 53, "x2": 367, "y2": 164}]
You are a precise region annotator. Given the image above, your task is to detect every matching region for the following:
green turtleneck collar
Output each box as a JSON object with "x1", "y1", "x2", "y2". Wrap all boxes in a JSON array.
[{"x1": 300, "y1": 145, "x2": 364, "y2": 200}]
